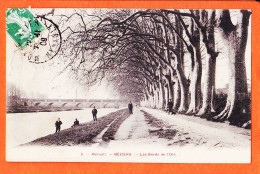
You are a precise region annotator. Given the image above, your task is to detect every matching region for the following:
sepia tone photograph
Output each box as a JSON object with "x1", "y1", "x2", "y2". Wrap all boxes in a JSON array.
[{"x1": 6, "y1": 8, "x2": 251, "y2": 163}]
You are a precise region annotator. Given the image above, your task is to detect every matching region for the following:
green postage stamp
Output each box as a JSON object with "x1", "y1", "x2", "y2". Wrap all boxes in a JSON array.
[{"x1": 6, "y1": 8, "x2": 45, "y2": 49}]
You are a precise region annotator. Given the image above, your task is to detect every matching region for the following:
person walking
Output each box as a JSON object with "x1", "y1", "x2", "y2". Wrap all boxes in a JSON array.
[
  {"x1": 55, "y1": 118, "x2": 62, "y2": 133},
  {"x1": 128, "y1": 101, "x2": 133, "y2": 114},
  {"x1": 167, "y1": 99, "x2": 173, "y2": 114},
  {"x1": 92, "y1": 106, "x2": 98, "y2": 121}
]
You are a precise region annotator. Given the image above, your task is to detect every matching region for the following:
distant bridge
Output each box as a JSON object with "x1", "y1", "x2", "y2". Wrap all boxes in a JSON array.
[{"x1": 20, "y1": 98, "x2": 129, "y2": 108}]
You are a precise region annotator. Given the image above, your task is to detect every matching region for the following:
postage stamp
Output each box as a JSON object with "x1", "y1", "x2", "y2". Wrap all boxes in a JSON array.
[
  {"x1": 22, "y1": 16, "x2": 62, "y2": 63},
  {"x1": 6, "y1": 8, "x2": 45, "y2": 49}
]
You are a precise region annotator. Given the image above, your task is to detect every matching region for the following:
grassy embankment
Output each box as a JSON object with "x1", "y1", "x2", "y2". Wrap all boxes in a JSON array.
[
  {"x1": 26, "y1": 109, "x2": 130, "y2": 146},
  {"x1": 141, "y1": 110, "x2": 177, "y2": 140}
]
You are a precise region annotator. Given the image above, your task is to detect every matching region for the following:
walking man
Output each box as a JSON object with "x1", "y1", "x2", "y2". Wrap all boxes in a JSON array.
[
  {"x1": 92, "y1": 106, "x2": 98, "y2": 121},
  {"x1": 167, "y1": 99, "x2": 173, "y2": 114},
  {"x1": 128, "y1": 101, "x2": 133, "y2": 114},
  {"x1": 55, "y1": 118, "x2": 62, "y2": 133}
]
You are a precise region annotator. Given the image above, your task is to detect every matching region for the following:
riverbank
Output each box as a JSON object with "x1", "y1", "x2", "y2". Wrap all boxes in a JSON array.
[
  {"x1": 6, "y1": 108, "x2": 121, "y2": 148},
  {"x1": 26, "y1": 109, "x2": 130, "y2": 146}
]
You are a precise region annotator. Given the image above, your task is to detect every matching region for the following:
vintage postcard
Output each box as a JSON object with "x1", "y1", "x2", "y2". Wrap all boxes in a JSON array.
[{"x1": 6, "y1": 8, "x2": 251, "y2": 163}]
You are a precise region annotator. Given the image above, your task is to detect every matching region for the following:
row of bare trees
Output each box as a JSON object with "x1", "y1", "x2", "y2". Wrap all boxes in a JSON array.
[{"x1": 53, "y1": 9, "x2": 251, "y2": 127}]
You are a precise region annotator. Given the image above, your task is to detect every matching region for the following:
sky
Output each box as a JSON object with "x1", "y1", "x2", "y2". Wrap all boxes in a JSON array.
[
  {"x1": 6, "y1": 9, "x2": 251, "y2": 99},
  {"x1": 6, "y1": 34, "x2": 119, "y2": 99}
]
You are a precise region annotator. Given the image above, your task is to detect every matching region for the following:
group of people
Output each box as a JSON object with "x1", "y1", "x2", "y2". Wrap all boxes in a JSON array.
[
  {"x1": 55, "y1": 106, "x2": 98, "y2": 133},
  {"x1": 55, "y1": 102, "x2": 135, "y2": 133},
  {"x1": 55, "y1": 100, "x2": 174, "y2": 133},
  {"x1": 55, "y1": 118, "x2": 80, "y2": 133}
]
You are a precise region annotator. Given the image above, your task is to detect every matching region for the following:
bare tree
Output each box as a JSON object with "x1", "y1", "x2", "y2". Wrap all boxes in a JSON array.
[
  {"x1": 47, "y1": 8, "x2": 251, "y2": 127},
  {"x1": 212, "y1": 10, "x2": 251, "y2": 125}
]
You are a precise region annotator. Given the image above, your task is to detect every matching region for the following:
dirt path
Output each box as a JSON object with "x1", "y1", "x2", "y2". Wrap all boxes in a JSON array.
[
  {"x1": 141, "y1": 107, "x2": 251, "y2": 148},
  {"x1": 115, "y1": 109, "x2": 150, "y2": 140},
  {"x1": 104, "y1": 108, "x2": 179, "y2": 149},
  {"x1": 102, "y1": 107, "x2": 251, "y2": 150}
]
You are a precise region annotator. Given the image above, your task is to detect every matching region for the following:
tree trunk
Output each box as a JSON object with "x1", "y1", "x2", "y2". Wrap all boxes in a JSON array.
[
  {"x1": 150, "y1": 95, "x2": 154, "y2": 108},
  {"x1": 159, "y1": 81, "x2": 166, "y2": 109},
  {"x1": 176, "y1": 65, "x2": 189, "y2": 113},
  {"x1": 210, "y1": 60, "x2": 217, "y2": 113},
  {"x1": 152, "y1": 86, "x2": 157, "y2": 108},
  {"x1": 156, "y1": 90, "x2": 160, "y2": 109},
  {"x1": 186, "y1": 27, "x2": 202, "y2": 115},
  {"x1": 165, "y1": 84, "x2": 169, "y2": 107},
  {"x1": 186, "y1": 47, "x2": 202, "y2": 115},
  {"x1": 212, "y1": 10, "x2": 250, "y2": 125},
  {"x1": 153, "y1": 88, "x2": 157, "y2": 108},
  {"x1": 198, "y1": 55, "x2": 216, "y2": 117},
  {"x1": 197, "y1": 10, "x2": 217, "y2": 118},
  {"x1": 173, "y1": 79, "x2": 181, "y2": 110},
  {"x1": 175, "y1": 15, "x2": 188, "y2": 113},
  {"x1": 168, "y1": 79, "x2": 174, "y2": 102},
  {"x1": 165, "y1": 71, "x2": 174, "y2": 104}
]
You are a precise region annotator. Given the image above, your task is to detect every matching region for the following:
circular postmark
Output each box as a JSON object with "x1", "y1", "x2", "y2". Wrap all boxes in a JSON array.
[{"x1": 22, "y1": 16, "x2": 62, "y2": 64}]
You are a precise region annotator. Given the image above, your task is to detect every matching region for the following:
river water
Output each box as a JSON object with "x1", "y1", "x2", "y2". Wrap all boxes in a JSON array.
[{"x1": 6, "y1": 108, "x2": 121, "y2": 148}]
